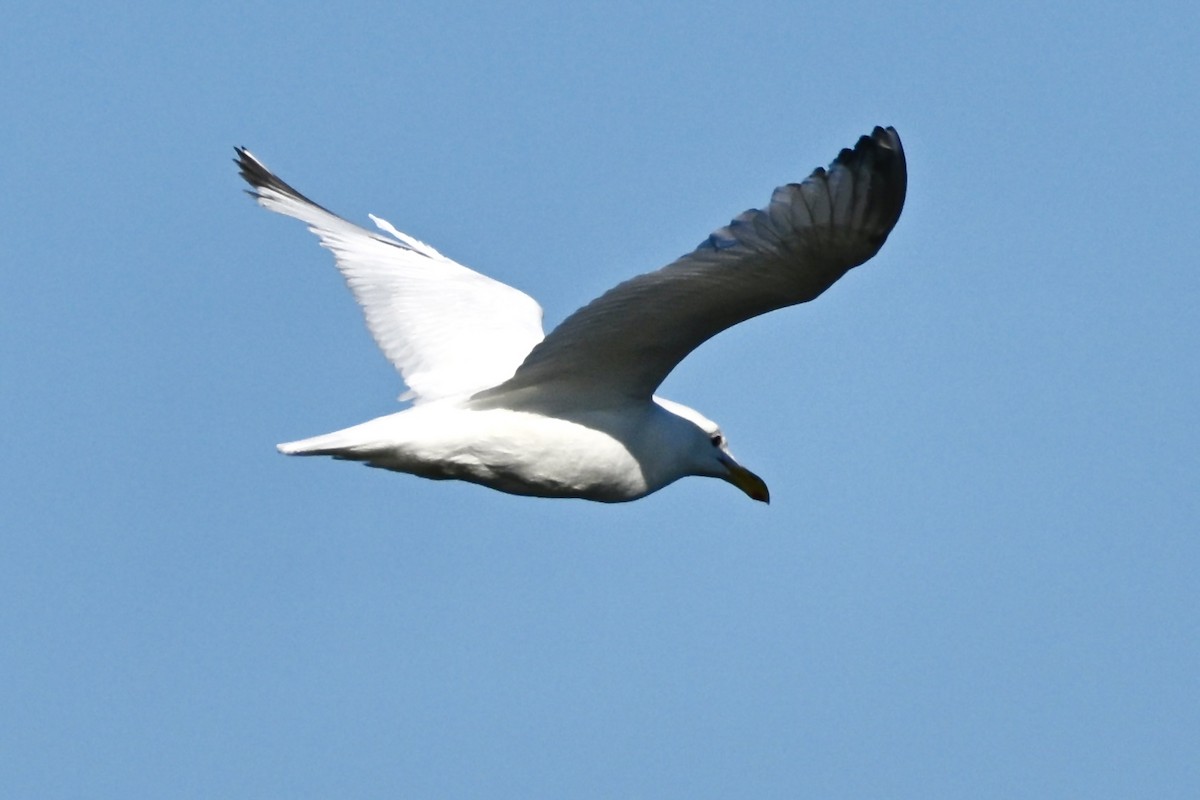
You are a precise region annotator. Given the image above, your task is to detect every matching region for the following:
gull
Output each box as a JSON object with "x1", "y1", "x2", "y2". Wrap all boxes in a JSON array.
[{"x1": 236, "y1": 127, "x2": 906, "y2": 503}]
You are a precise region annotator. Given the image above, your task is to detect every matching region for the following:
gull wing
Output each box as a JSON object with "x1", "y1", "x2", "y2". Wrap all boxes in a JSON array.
[
  {"x1": 236, "y1": 149, "x2": 545, "y2": 403},
  {"x1": 480, "y1": 126, "x2": 906, "y2": 406}
]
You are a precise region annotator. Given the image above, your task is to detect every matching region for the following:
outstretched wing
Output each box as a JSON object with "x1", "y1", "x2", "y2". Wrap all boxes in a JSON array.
[
  {"x1": 236, "y1": 148, "x2": 545, "y2": 403},
  {"x1": 481, "y1": 126, "x2": 906, "y2": 406}
]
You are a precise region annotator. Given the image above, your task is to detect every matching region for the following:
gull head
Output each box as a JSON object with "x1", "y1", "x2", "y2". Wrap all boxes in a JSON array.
[{"x1": 653, "y1": 398, "x2": 770, "y2": 504}]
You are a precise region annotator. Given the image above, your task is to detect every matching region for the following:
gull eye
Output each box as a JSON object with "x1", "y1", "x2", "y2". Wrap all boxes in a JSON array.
[{"x1": 710, "y1": 432, "x2": 725, "y2": 447}]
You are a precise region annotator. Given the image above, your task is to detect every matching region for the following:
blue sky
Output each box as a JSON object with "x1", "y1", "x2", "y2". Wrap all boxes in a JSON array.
[{"x1": 3, "y1": 1, "x2": 1197, "y2": 797}]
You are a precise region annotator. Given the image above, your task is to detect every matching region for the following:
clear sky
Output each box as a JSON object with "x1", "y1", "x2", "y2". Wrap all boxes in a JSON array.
[{"x1": 3, "y1": 1, "x2": 1197, "y2": 797}]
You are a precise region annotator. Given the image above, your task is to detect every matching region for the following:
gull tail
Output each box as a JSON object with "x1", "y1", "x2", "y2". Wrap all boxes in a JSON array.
[
  {"x1": 277, "y1": 431, "x2": 362, "y2": 458},
  {"x1": 276, "y1": 416, "x2": 401, "y2": 460}
]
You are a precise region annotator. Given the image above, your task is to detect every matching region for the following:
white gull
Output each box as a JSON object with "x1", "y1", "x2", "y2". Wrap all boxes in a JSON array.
[{"x1": 236, "y1": 127, "x2": 906, "y2": 503}]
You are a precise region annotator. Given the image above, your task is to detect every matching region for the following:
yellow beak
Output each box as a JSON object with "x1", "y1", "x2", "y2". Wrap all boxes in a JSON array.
[{"x1": 726, "y1": 462, "x2": 770, "y2": 504}]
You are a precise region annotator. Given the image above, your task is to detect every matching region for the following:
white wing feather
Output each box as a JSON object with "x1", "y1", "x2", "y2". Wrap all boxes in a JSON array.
[
  {"x1": 236, "y1": 149, "x2": 545, "y2": 403},
  {"x1": 481, "y1": 127, "x2": 906, "y2": 406}
]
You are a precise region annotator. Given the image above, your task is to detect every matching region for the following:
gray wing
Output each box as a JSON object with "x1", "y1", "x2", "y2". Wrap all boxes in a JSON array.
[{"x1": 480, "y1": 126, "x2": 906, "y2": 406}]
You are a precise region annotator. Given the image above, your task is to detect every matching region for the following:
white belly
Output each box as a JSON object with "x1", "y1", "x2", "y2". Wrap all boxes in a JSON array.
[{"x1": 350, "y1": 405, "x2": 656, "y2": 501}]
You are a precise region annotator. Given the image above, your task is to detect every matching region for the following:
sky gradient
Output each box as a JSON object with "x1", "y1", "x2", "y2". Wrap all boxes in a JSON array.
[{"x1": 3, "y1": 1, "x2": 1197, "y2": 797}]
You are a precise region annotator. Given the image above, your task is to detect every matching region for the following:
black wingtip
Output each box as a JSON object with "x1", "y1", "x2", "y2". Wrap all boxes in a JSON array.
[
  {"x1": 834, "y1": 126, "x2": 904, "y2": 167},
  {"x1": 831, "y1": 125, "x2": 907, "y2": 238},
  {"x1": 233, "y1": 146, "x2": 329, "y2": 211}
]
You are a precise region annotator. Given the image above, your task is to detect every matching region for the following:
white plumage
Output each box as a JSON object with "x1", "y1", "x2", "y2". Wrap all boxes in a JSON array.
[{"x1": 236, "y1": 126, "x2": 906, "y2": 502}]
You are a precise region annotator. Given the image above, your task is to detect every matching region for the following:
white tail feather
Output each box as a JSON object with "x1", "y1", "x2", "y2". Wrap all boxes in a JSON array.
[{"x1": 276, "y1": 415, "x2": 401, "y2": 458}]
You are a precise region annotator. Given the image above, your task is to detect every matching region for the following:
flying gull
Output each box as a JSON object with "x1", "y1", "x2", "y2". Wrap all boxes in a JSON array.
[{"x1": 235, "y1": 127, "x2": 906, "y2": 503}]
